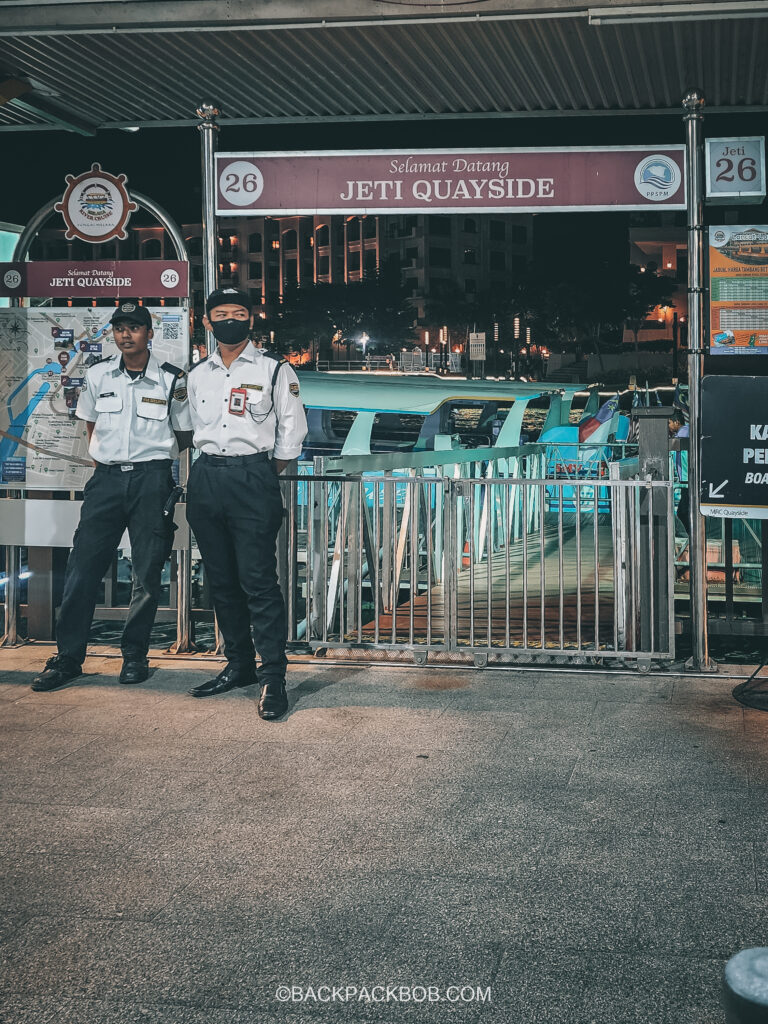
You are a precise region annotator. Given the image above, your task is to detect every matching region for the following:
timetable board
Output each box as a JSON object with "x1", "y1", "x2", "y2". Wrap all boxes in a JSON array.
[{"x1": 709, "y1": 225, "x2": 768, "y2": 355}]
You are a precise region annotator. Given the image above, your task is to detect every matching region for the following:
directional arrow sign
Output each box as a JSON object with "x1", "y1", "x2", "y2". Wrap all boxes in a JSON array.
[
  {"x1": 708, "y1": 480, "x2": 728, "y2": 499},
  {"x1": 701, "y1": 376, "x2": 768, "y2": 518}
]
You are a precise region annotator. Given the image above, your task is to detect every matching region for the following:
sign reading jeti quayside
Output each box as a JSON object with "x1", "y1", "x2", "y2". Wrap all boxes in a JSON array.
[{"x1": 215, "y1": 147, "x2": 686, "y2": 215}]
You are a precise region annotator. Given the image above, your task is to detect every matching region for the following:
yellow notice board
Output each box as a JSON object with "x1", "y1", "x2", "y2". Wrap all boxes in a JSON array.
[{"x1": 710, "y1": 225, "x2": 768, "y2": 355}]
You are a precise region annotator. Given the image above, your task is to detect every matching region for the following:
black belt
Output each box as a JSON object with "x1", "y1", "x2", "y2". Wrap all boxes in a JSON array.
[
  {"x1": 199, "y1": 452, "x2": 270, "y2": 466},
  {"x1": 95, "y1": 460, "x2": 173, "y2": 474}
]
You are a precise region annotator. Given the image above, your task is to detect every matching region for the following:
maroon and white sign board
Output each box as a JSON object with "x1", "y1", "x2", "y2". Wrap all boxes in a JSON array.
[
  {"x1": 0, "y1": 261, "x2": 189, "y2": 298},
  {"x1": 216, "y1": 147, "x2": 686, "y2": 215}
]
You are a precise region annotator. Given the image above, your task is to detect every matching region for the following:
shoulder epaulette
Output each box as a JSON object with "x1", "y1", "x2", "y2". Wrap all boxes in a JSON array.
[
  {"x1": 84, "y1": 355, "x2": 108, "y2": 369},
  {"x1": 260, "y1": 349, "x2": 283, "y2": 362},
  {"x1": 188, "y1": 357, "x2": 208, "y2": 373},
  {"x1": 269, "y1": 356, "x2": 287, "y2": 388},
  {"x1": 160, "y1": 361, "x2": 185, "y2": 377}
]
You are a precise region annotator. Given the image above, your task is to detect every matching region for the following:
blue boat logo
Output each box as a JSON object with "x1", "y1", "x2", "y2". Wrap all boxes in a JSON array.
[{"x1": 634, "y1": 155, "x2": 681, "y2": 203}]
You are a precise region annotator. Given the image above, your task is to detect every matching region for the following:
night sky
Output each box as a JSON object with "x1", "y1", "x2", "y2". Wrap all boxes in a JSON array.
[
  {"x1": 4, "y1": 108, "x2": 764, "y2": 230},
  {"x1": 3, "y1": 108, "x2": 768, "y2": 376}
]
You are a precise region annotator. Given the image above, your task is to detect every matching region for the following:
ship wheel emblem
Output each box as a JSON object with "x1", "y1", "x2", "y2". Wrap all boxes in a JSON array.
[{"x1": 55, "y1": 163, "x2": 138, "y2": 243}]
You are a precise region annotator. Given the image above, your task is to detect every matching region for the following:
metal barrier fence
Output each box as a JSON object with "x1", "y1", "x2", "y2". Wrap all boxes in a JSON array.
[
  {"x1": 1, "y1": 443, "x2": 675, "y2": 666},
  {"x1": 283, "y1": 473, "x2": 675, "y2": 666}
]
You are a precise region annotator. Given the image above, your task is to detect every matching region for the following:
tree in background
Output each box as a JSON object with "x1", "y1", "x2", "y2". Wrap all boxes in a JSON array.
[
  {"x1": 275, "y1": 268, "x2": 414, "y2": 363},
  {"x1": 424, "y1": 281, "x2": 490, "y2": 359},
  {"x1": 495, "y1": 261, "x2": 675, "y2": 373},
  {"x1": 619, "y1": 263, "x2": 676, "y2": 364}
]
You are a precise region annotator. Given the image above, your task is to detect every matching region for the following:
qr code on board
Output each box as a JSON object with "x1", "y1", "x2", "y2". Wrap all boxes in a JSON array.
[{"x1": 162, "y1": 320, "x2": 181, "y2": 341}]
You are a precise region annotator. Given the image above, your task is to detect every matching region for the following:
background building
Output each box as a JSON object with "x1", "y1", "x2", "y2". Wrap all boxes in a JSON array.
[
  {"x1": 628, "y1": 210, "x2": 688, "y2": 347},
  {"x1": 30, "y1": 212, "x2": 533, "y2": 349}
]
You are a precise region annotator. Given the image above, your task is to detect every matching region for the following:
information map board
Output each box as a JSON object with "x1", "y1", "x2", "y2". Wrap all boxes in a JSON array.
[
  {"x1": 710, "y1": 225, "x2": 768, "y2": 354},
  {"x1": 0, "y1": 306, "x2": 188, "y2": 490}
]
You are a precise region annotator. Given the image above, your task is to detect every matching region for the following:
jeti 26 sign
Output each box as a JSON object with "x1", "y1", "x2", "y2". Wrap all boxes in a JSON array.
[{"x1": 216, "y1": 147, "x2": 686, "y2": 216}]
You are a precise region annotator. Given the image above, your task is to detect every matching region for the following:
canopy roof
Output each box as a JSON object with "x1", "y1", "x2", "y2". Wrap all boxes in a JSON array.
[
  {"x1": 0, "y1": 1, "x2": 766, "y2": 134},
  {"x1": 296, "y1": 370, "x2": 577, "y2": 414}
]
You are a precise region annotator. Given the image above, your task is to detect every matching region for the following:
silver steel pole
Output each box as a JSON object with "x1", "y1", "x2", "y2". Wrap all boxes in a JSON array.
[
  {"x1": 197, "y1": 100, "x2": 220, "y2": 350},
  {"x1": 131, "y1": 190, "x2": 189, "y2": 265},
  {"x1": 1, "y1": 543, "x2": 20, "y2": 647},
  {"x1": 1, "y1": 239, "x2": 33, "y2": 644},
  {"x1": 682, "y1": 88, "x2": 711, "y2": 671},
  {"x1": 196, "y1": 100, "x2": 222, "y2": 654},
  {"x1": 11, "y1": 198, "x2": 59, "y2": 260},
  {"x1": 132, "y1": 190, "x2": 194, "y2": 654}
]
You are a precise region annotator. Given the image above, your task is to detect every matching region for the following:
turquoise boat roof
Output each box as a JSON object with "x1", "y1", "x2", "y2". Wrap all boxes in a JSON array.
[{"x1": 295, "y1": 371, "x2": 579, "y2": 416}]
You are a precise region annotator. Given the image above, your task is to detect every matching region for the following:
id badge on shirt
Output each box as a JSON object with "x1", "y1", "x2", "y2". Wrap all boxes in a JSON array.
[{"x1": 229, "y1": 388, "x2": 247, "y2": 416}]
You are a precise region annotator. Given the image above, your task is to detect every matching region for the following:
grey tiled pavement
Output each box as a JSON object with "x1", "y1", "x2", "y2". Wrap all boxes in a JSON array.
[{"x1": 1, "y1": 644, "x2": 767, "y2": 1023}]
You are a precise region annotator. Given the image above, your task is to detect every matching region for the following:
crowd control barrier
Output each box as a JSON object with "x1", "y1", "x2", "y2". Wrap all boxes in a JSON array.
[{"x1": 282, "y1": 472, "x2": 675, "y2": 668}]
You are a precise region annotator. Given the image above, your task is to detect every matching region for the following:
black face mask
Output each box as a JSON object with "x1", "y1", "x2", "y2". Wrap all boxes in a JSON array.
[{"x1": 211, "y1": 318, "x2": 250, "y2": 346}]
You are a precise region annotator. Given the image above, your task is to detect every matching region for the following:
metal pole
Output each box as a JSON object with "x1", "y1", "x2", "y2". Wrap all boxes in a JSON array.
[
  {"x1": 197, "y1": 100, "x2": 220, "y2": 353},
  {"x1": 672, "y1": 311, "x2": 679, "y2": 380},
  {"x1": 196, "y1": 100, "x2": 222, "y2": 654},
  {"x1": 131, "y1": 189, "x2": 194, "y2": 652},
  {"x1": 682, "y1": 88, "x2": 711, "y2": 671},
  {"x1": 1, "y1": 245, "x2": 32, "y2": 643},
  {"x1": 1, "y1": 542, "x2": 20, "y2": 647}
]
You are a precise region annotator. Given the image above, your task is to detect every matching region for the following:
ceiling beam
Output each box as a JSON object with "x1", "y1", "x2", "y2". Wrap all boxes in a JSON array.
[
  {"x1": 589, "y1": 1, "x2": 768, "y2": 24},
  {"x1": 5, "y1": 96, "x2": 96, "y2": 134},
  {"x1": 1, "y1": 102, "x2": 767, "y2": 133},
  {"x1": 0, "y1": 1, "x2": 589, "y2": 37}
]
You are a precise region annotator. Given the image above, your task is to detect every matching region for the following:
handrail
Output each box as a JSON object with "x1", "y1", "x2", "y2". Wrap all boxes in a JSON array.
[{"x1": 321, "y1": 440, "x2": 638, "y2": 475}]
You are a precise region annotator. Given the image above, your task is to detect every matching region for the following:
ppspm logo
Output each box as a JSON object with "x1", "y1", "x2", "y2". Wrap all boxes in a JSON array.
[{"x1": 634, "y1": 155, "x2": 682, "y2": 202}]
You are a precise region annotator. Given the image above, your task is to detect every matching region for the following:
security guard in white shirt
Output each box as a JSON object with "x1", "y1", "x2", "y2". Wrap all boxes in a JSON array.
[
  {"x1": 32, "y1": 300, "x2": 193, "y2": 692},
  {"x1": 186, "y1": 288, "x2": 307, "y2": 719}
]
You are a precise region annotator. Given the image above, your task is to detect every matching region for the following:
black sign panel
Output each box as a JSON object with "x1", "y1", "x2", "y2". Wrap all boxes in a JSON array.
[{"x1": 701, "y1": 375, "x2": 768, "y2": 518}]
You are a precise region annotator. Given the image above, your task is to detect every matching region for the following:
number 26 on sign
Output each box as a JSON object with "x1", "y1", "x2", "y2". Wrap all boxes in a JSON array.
[{"x1": 706, "y1": 137, "x2": 765, "y2": 204}]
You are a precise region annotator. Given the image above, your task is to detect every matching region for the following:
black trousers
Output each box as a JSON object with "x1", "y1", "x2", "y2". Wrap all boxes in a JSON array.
[
  {"x1": 676, "y1": 485, "x2": 691, "y2": 536},
  {"x1": 56, "y1": 461, "x2": 175, "y2": 666},
  {"x1": 186, "y1": 452, "x2": 287, "y2": 681}
]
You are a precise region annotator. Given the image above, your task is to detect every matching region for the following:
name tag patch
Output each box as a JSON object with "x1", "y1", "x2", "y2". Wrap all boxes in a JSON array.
[
  {"x1": 99, "y1": 392, "x2": 116, "y2": 399},
  {"x1": 240, "y1": 383, "x2": 263, "y2": 391},
  {"x1": 141, "y1": 397, "x2": 167, "y2": 406}
]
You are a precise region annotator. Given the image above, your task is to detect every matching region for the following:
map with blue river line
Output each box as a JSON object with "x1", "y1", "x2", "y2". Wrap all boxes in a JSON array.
[{"x1": 0, "y1": 307, "x2": 187, "y2": 490}]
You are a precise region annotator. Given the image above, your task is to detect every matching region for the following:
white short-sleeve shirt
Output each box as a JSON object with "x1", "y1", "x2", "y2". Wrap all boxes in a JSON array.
[
  {"x1": 76, "y1": 352, "x2": 192, "y2": 464},
  {"x1": 187, "y1": 344, "x2": 307, "y2": 460}
]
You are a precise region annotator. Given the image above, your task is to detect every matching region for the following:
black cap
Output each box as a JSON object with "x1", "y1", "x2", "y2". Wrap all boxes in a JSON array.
[
  {"x1": 110, "y1": 300, "x2": 152, "y2": 328},
  {"x1": 205, "y1": 288, "x2": 252, "y2": 317}
]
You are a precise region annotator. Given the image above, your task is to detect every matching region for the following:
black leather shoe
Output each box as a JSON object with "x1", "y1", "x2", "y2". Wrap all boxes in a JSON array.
[
  {"x1": 31, "y1": 655, "x2": 82, "y2": 692},
  {"x1": 258, "y1": 679, "x2": 288, "y2": 720},
  {"x1": 119, "y1": 658, "x2": 149, "y2": 685},
  {"x1": 188, "y1": 665, "x2": 256, "y2": 698}
]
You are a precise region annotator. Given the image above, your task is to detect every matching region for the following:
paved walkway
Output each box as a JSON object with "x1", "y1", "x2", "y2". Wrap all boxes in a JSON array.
[{"x1": 1, "y1": 644, "x2": 766, "y2": 1023}]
